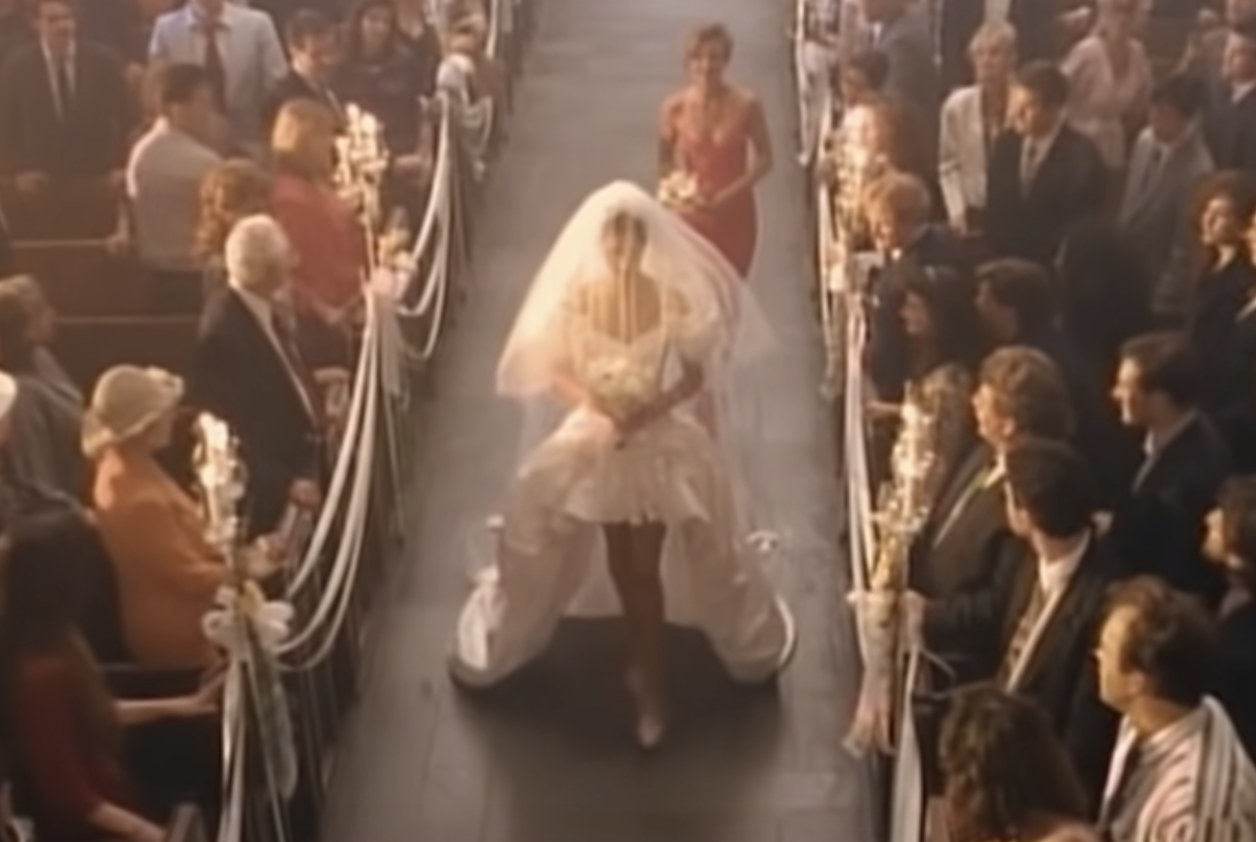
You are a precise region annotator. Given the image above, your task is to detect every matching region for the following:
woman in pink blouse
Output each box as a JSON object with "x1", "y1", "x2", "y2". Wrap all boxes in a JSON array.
[
  {"x1": 270, "y1": 99, "x2": 366, "y2": 364},
  {"x1": 1061, "y1": 0, "x2": 1152, "y2": 177}
]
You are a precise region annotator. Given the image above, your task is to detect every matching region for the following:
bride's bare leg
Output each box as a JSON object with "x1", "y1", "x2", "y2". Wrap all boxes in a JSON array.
[{"x1": 604, "y1": 521, "x2": 668, "y2": 747}]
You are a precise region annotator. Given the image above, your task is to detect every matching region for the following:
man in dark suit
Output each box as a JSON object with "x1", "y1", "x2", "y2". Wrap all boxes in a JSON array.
[
  {"x1": 0, "y1": 0, "x2": 132, "y2": 185},
  {"x1": 864, "y1": 170, "x2": 969, "y2": 402},
  {"x1": 911, "y1": 347, "x2": 1076, "y2": 677},
  {"x1": 1109, "y1": 332, "x2": 1231, "y2": 607},
  {"x1": 1204, "y1": 20, "x2": 1256, "y2": 171},
  {"x1": 975, "y1": 258, "x2": 1140, "y2": 502},
  {"x1": 914, "y1": 438, "x2": 1118, "y2": 807},
  {"x1": 263, "y1": 8, "x2": 344, "y2": 133},
  {"x1": 188, "y1": 215, "x2": 324, "y2": 538},
  {"x1": 986, "y1": 61, "x2": 1106, "y2": 268}
]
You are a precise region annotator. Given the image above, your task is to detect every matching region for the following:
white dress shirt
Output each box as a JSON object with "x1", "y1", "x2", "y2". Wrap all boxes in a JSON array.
[
  {"x1": 126, "y1": 118, "x2": 222, "y2": 271},
  {"x1": 148, "y1": 1, "x2": 286, "y2": 154},
  {"x1": 1004, "y1": 532, "x2": 1089, "y2": 690}
]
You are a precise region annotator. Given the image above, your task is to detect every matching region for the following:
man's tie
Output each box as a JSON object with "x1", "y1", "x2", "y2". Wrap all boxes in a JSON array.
[
  {"x1": 202, "y1": 24, "x2": 227, "y2": 111},
  {"x1": 54, "y1": 57, "x2": 73, "y2": 122},
  {"x1": 1020, "y1": 138, "x2": 1038, "y2": 192},
  {"x1": 1141, "y1": 145, "x2": 1165, "y2": 195},
  {"x1": 997, "y1": 577, "x2": 1047, "y2": 688}
]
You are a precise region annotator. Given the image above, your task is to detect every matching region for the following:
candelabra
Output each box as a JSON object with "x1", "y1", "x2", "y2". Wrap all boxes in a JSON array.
[
  {"x1": 334, "y1": 103, "x2": 415, "y2": 281},
  {"x1": 194, "y1": 413, "x2": 248, "y2": 567}
]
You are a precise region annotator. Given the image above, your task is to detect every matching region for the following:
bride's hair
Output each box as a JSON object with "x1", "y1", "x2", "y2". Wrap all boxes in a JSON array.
[{"x1": 603, "y1": 210, "x2": 648, "y2": 246}]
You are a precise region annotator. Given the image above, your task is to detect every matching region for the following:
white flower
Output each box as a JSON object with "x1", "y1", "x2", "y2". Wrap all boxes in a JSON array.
[
  {"x1": 658, "y1": 170, "x2": 700, "y2": 208},
  {"x1": 585, "y1": 355, "x2": 654, "y2": 422}
]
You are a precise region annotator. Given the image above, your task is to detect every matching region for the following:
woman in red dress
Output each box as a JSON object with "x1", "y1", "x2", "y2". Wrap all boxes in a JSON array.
[{"x1": 659, "y1": 23, "x2": 773, "y2": 279}]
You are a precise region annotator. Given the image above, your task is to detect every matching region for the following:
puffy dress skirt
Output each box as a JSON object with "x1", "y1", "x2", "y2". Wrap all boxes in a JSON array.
[{"x1": 449, "y1": 405, "x2": 795, "y2": 685}]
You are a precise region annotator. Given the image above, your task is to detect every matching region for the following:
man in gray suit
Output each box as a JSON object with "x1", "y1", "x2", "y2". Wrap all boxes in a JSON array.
[
  {"x1": 860, "y1": 0, "x2": 939, "y2": 124},
  {"x1": 1119, "y1": 74, "x2": 1214, "y2": 324}
]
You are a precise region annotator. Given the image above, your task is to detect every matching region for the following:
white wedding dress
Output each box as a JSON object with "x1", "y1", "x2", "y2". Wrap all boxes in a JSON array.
[{"x1": 449, "y1": 182, "x2": 795, "y2": 687}]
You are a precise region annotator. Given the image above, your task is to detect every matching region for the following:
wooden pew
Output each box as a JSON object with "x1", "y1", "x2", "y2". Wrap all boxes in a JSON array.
[
  {"x1": 12, "y1": 242, "x2": 152, "y2": 317},
  {"x1": 1, "y1": 180, "x2": 118, "y2": 242},
  {"x1": 54, "y1": 316, "x2": 198, "y2": 389}
]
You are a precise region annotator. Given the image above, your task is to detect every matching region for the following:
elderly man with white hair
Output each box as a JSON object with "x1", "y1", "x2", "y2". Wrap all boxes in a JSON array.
[{"x1": 188, "y1": 214, "x2": 325, "y2": 538}]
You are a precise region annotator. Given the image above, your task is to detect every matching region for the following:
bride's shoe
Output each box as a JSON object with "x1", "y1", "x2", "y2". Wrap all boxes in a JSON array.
[{"x1": 626, "y1": 667, "x2": 668, "y2": 751}]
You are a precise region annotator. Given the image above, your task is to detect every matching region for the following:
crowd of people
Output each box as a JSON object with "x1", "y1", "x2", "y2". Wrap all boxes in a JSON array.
[
  {"x1": 817, "y1": 0, "x2": 1256, "y2": 837},
  {"x1": 0, "y1": 0, "x2": 504, "y2": 838}
]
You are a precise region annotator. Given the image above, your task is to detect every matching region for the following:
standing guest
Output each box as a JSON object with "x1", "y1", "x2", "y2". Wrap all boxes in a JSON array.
[
  {"x1": 336, "y1": 0, "x2": 428, "y2": 154},
  {"x1": 938, "y1": 21, "x2": 1016, "y2": 237},
  {"x1": 189, "y1": 215, "x2": 323, "y2": 537},
  {"x1": 270, "y1": 99, "x2": 365, "y2": 363},
  {"x1": 658, "y1": 23, "x2": 772, "y2": 280},
  {"x1": 858, "y1": 0, "x2": 938, "y2": 126},
  {"x1": 1096, "y1": 577, "x2": 1256, "y2": 842},
  {"x1": 939, "y1": 687, "x2": 1100, "y2": 842},
  {"x1": 0, "y1": 0, "x2": 132, "y2": 186},
  {"x1": 1056, "y1": 220, "x2": 1153, "y2": 385},
  {"x1": 1214, "y1": 209, "x2": 1256, "y2": 470},
  {"x1": 125, "y1": 63, "x2": 223, "y2": 315},
  {"x1": 0, "y1": 277, "x2": 83, "y2": 507},
  {"x1": 1202, "y1": 477, "x2": 1256, "y2": 757},
  {"x1": 1204, "y1": 20, "x2": 1256, "y2": 170},
  {"x1": 1119, "y1": 75, "x2": 1215, "y2": 323},
  {"x1": 148, "y1": 0, "x2": 287, "y2": 157},
  {"x1": 986, "y1": 62, "x2": 1106, "y2": 267},
  {"x1": 86, "y1": 365, "x2": 278, "y2": 668},
  {"x1": 917, "y1": 438, "x2": 1119, "y2": 801},
  {"x1": 263, "y1": 10, "x2": 344, "y2": 133},
  {"x1": 0, "y1": 512, "x2": 220, "y2": 842},
  {"x1": 393, "y1": 0, "x2": 441, "y2": 94},
  {"x1": 911, "y1": 347, "x2": 1074, "y2": 639},
  {"x1": 1060, "y1": 0, "x2": 1152, "y2": 176},
  {"x1": 194, "y1": 158, "x2": 272, "y2": 291},
  {"x1": 1110, "y1": 332, "x2": 1231, "y2": 605},
  {"x1": 1187, "y1": 171, "x2": 1256, "y2": 410},
  {"x1": 1181, "y1": 0, "x2": 1256, "y2": 99},
  {"x1": 863, "y1": 171, "x2": 968, "y2": 404},
  {"x1": 834, "y1": 49, "x2": 890, "y2": 113}
]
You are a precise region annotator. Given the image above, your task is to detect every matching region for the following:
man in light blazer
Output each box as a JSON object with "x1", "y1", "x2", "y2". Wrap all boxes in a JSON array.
[
  {"x1": 149, "y1": 0, "x2": 287, "y2": 157},
  {"x1": 1119, "y1": 74, "x2": 1215, "y2": 323}
]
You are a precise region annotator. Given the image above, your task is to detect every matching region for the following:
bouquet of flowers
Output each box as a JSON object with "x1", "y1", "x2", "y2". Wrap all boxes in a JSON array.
[
  {"x1": 585, "y1": 355, "x2": 655, "y2": 423},
  {"x1": 658, "y1": 169, "x2": 700, "y2": 210}
]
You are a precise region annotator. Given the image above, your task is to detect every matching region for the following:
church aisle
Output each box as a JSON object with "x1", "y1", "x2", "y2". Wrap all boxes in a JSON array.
[{"x1": 319, "y1": 0, "x2": 876, "y2": 839}]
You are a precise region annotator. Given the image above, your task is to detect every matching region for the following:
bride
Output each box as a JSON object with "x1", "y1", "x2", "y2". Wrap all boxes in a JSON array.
[{"x1": 449, "y1": 181, "x2": 795, "y2": 748}]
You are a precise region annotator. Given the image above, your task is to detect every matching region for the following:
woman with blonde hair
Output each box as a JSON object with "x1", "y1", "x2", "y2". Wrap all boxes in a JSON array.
[{"x1": 270, "y1": 99, "x2": 366, "y2": 364}]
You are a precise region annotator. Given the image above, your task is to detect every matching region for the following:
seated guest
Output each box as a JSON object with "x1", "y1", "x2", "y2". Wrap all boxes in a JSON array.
[
  {"x1": 1204, "y1": 20, "x2": 1256, "y2": 170},
  {"x1": 938, "y1": 21, "x2": 1016, "y2": 237},
  {"x1": 1202, "y1": 477, "x2": 1256, "y2": 758},
  {"x1": 1119, "y1": 74, "x2": 1215, "y2": 323},
  {"x1": 148, "y1": 0, "x2": 287, "y2": 157},
  {"x1": 337, "y1": 0, "x2": 429, "y2": 155},
  {"x1": 862, "y1": 170, "x2": 967, "y2": 402},
  {"x1": 189, "y1": 215, "x2": 323, "y2": 537},
  {"x1": 125, "y1": 63, "x2": 223, "y2": 315},
  {"x1": 0, "y1": 277, "x2": 83, "y2": 506},
  {"x1": 1186, "y1": 171, "x2": 1256, "y2": 410},
  {"x1": 1, "y1": 512, "x2": 219, "y2": 842},
  {"x1": 85, "y1": 365, "x2": 278, "y2": 668},
  {"x1": 1110, "y1": 333, "x2": 1231, "y2": 605},
  {"x1": 986, "y1": 61, "x2": 1106, "y2": 267},
  {"x1": 1055, "y1": 221, "x2": 1150, "y2": 387},
  {"x1": 917, "y1": 438, "x2": 1118, "y2": 802},
  {"x1": 195, "y1": 159, "x2": 272, "y2": 291},
  {"x1": 940, "y1": 687, "x2": 1100, "y2": 842},
  {"x1": 263, "y1": 10, "x2": 344, "y2": 133},
  {"x1": 974, "y1": 258, "x2": 1137, "y2": 501},
  {"x1": 0, "y1": 0, "x2": 132, "y2": 186},
  {"x1": 1096, "y1": 577, "x2": 1256, "y2": 841},
  {"x1": 911, "y1": 347, "x2": 1073, "y2": 635},
  {"x1": 270, "y1": 99, "x2": 366, "y2": 363}
]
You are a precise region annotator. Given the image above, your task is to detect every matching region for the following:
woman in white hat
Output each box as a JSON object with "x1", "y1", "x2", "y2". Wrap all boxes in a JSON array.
[{"x1": 86, "y1": 365, "x2": 276, "y2": 668}]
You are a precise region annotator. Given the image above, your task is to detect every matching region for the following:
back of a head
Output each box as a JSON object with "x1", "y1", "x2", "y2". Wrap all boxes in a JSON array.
[
  {"x1": 978, "y1": 258, "x2": 1056, "y2": 332},
  {"x1": 225, "y1": 215, "x2": 289, "y2": 290},
  {"x1": 1120, "y1": 331, "x2": 1200, "y2": 409},
  {"x1": 1004, "y1": 436, "x2": 1099, "y2": 538},
  {"x1": 980, "y1": 346, "x2": 1076, "y2": 440},
  {"x1": 1151, "y1": 73, "x2": 1206, "y2": 121},
  {"x1": 156, "y1": 62, "x2": 210, "y2": 112},
  {"x1": 285, "y1": 8, "x2": 335, "y2": 50},
  {"x1": 1014, "y1": 60, "x2": 1070, "y2": 109},
  {"x1": 3, "y1": 511, "x2": 95, "y2": 637}
]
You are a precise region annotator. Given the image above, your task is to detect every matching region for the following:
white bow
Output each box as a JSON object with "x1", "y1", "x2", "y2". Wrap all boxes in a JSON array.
[{"x1": 202, "y1": 585, "x2": 294, "y2": 657}]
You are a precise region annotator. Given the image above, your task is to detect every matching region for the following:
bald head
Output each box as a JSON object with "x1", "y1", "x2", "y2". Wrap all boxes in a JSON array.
[{"x1": 225, "y1": 215, "x2": 290, "y2": 298}]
